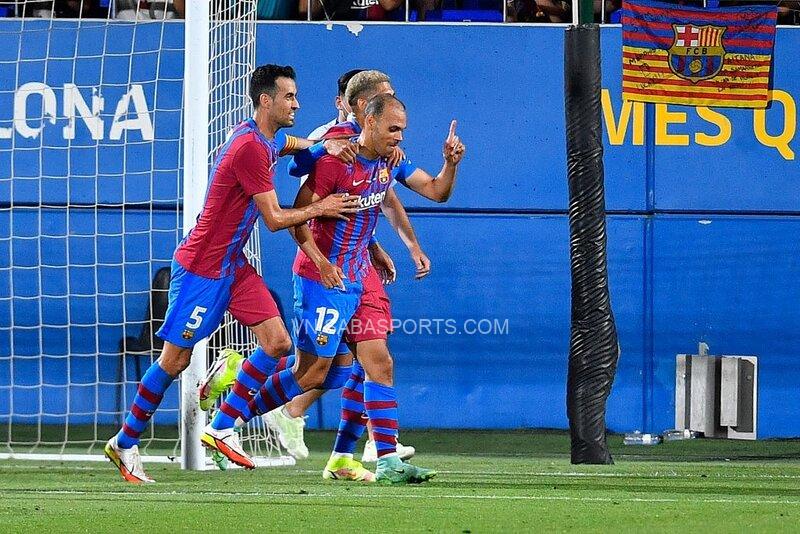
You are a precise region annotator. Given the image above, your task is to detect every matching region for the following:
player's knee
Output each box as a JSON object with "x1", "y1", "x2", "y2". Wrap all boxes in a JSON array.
[
  {"x1": 371, "y1": 350, "x2": 393, "y2": 375},
  {"x1": 363, "y1": 350, "x2": 393, "y2": 384},
  {"x1": 250, "y1": 317, "x2": 292, "y2": 357},
  {"x1": 370, "y1": 363, "x2": 393, "y2": 384},
  {"x1": 263, "y1": 334, "x2": 292, "y2": 358},
  {"x1": 158, "y1": 345, "x2": 192, "y2": 376}
]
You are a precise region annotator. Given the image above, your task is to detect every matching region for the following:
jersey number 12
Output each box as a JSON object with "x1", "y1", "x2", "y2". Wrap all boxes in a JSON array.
[{"x1": 315, "y1": 307, "x2": 340, "y2": 335}]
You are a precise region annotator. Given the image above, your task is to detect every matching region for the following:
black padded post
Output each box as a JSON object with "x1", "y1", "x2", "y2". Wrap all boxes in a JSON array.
[{"x1": 564, "y1": 24, "x2": 620, "y2": 465}]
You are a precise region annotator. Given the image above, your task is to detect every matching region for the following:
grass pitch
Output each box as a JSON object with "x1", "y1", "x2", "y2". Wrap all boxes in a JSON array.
[{"x1": 1, "y1": 431, "x2": 799, "y2": 533}]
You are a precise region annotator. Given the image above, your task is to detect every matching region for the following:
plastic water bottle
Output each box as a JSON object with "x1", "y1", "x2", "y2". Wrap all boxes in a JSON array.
[
  {"x1": 623, "y1": 431, "x2": 662, "y2": 445},
  {"x1": 662, "y1": 429, "x2": 702, "y2": 442}
]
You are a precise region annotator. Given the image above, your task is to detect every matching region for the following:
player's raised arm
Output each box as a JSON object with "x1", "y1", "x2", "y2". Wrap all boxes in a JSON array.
[
  {"x1": 402, "y1": 119, "x2": 466, "y2": 203},
  {"x1": 253, "y1": 189, "x2": 358, "y2": 232},
  {"x1": 380, "y1": 188, "x2": 431, "y2": 280}
]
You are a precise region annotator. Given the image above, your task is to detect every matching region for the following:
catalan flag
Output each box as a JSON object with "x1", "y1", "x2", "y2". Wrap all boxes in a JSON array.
[{"x1": 622, "y1": 0, "x2": 777, "y2": 108}]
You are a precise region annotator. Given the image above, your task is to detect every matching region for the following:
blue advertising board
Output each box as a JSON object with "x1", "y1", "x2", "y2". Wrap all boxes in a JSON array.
[{"x1": 1, "y1": 21, "x2": 798, "y2": 436}]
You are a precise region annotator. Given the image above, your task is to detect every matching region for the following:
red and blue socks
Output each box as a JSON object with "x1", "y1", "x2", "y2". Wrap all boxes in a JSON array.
[
  {"x1": 117, "y1": 362, "x2": 174, "y2": 449},
  {"x1": 211, "y1": 347, "x2": 279, "y2": 430},
  {"x1": 245, "y1": 360, "x2": 348, "y2": 421},
  {"x1": 364, "y1": 381, "x2": 399, "y2": 458},
  {"x1": 275, "y1": 354, "x2": 295, "y2": 372},
  {"x1": 332, "y1": 360, "x2": 368, "y2": 454},
  {"x1": 245, "y1": 368, "x2": 304, "y2": 421}
]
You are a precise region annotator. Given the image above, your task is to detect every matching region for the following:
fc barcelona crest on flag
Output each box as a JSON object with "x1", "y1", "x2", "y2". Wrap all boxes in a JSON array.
[
  {"x1": 621, "y1": 0, "x2": 778, "y2": 108},
  {"x1": 668, "y1": 24, "x2": 726, "y2": 83}
]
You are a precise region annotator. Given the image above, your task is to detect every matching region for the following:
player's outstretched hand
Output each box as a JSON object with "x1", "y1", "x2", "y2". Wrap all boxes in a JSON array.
[
  {"x1": 318, "y1": 193, "x2": 360, "y2": 220},
  {"x1": 319, "y1": 260, "x2": 347, "y2": 291},
  {"x1": 443, "y1": 120, "x2": 465, "y2": 165},
  {"x1": 370, "y1": 244, "x2": 397, "y2": 285},
  {"x1": 324, "y1": 138, "x2": 359, "y2": 163},
  {"x1": 387, "y1": 146, "x2": 406, "y2": 169},
  {"x1": 410, "y1": 246, "x2": 431, "y2": 280}
]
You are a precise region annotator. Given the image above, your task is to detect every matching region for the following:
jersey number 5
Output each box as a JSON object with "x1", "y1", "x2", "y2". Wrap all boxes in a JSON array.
[{"x1": 186, "y1": 306, "x2": 208, "y2": 329}]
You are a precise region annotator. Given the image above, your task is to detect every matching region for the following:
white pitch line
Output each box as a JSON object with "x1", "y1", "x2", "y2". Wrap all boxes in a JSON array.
[
  {"x1": 437, "y1": 470, "x2": 800, "y2": 480},
  {"x1": 179, "y1": 470, "x2": 800, "y2": 481},
  {"x1": 3, "y1": 464, "x2": 800, "y2": 480},
  {"x1": 0, "y1": 464, "x2": 105, "y2": 471},
  {"x1": 7, "y1": 489, "x2": 800, "y2": 506}
]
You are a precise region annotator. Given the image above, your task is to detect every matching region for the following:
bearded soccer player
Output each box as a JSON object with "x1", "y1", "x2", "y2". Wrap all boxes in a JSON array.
[
  {"x1": 104, "y1": 64, "x2": 360, "y2": 483},
  {"x1": 205, "y1": 94, "x2": 437, "y2": 483}
]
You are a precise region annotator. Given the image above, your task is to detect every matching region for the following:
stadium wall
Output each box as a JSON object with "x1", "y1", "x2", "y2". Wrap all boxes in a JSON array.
[{"x1": 1, "y1": 21, "x2": 798, "y2": 437}]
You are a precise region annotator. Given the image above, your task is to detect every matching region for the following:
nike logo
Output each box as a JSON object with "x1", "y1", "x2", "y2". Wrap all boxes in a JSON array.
[{"x1": 352, "y1": 178, "x2": 365, "y2": 186}]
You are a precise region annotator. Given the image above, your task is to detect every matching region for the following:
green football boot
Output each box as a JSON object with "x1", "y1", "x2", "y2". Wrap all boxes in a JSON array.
[
  {"x1": 322, "y1": 455, "x2": 375, "y2": 482},
  {"x1": 198, "y1": 348, "x2": 244, "y2": 411},
  {"x1": 375, "y1": 455, "x2": 436, "y2": 485}
]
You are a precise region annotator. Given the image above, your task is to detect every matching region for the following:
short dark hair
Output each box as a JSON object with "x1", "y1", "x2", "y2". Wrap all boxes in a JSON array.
[
  {"x1": 337, "y1": 69, "x2": 364, "y2": 97},
  {"x1": 249, "y1": 64, "x2": 296, "y2": 108},
  {"x1": 365, "y1": 93, "x2": 405, "y2": 118}
]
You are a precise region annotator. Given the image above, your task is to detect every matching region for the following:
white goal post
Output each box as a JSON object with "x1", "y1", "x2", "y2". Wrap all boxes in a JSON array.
[{"x1": 181, "y1": 0, "x2": 211, "y2": 472}]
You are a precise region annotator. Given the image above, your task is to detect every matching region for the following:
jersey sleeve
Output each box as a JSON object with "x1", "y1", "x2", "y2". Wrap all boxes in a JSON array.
[
  {"x1": 391, "y1": 157, "x2": 418, "y2": 186},
  {"x1": 288, "y1": 141, "x2": 327, "y2": 178},
  {"x1": 275, "y1": 131, "x2": 301, "y2": 156},
  {"x1": 304, "y1": 157, "x2": 343, "y2": 198},
  {"x1": 233, "y1": 140, "x2": 275, "y2": 197}
]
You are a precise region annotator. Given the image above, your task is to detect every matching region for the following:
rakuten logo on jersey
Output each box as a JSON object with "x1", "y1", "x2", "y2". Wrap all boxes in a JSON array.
[{"x1": 357, "y1": 191, "x2": 386, "y2": 210}]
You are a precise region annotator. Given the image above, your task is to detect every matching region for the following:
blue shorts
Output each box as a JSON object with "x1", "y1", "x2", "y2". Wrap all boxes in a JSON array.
[
  {"x1": 156, "y1": 259, "x2": 280, "y2": 348},
  {"x1": 292, "y1": 274, "x2": 362, "y2": 358}
]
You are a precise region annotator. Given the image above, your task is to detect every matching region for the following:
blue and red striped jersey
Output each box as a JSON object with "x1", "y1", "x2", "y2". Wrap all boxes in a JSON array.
[
  {"x1": 175, "y1": 118, "x2": 282, "y2": 279},
  {"x1": 293, "y1": 154, "x2": 394, "y2": 283}
]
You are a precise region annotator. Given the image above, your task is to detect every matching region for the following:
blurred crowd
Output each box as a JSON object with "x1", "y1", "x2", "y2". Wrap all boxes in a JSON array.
[{"x1": 0, "y1": 0, "x2": 797, "y2": 24}]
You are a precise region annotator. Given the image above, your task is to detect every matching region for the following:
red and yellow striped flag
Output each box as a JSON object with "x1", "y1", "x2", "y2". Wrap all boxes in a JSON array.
[{"x1": 622, "y1": 0, "x2": 777, "y2": 108}]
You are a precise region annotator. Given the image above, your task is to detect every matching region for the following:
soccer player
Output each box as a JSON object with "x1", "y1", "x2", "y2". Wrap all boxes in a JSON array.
[
  {"x1": 297, "y1": 71, "x2": 463, "y2": 478},
  {"x1": 320, "y1": 74, "x2": 464, "y2": 482},
  {"x1": 199, "y1": 68, "x2": 415, "y2": 463},
  {"x1": 306, "y1": 68, "x2": 364, "y2": 141},
  {"x1": 293, "y1": 69, "x2": 462, "y2": 204},
  {"x1": 264, "y1": 69, "x2": 416, "y2": 462},
  {"x1": 104, "y1": 64, "x2": 361, "y2": 484},
  {"x1": 206, "y1": 94, "x2": 440, "y2": 483},
  {"x1": 196, "y1": 69, "x2": 366, "y2": 462}
]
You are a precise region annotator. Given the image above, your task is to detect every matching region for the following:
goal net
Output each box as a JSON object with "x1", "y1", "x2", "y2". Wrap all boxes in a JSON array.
[{"x1": 0, "y1": 0, "x2": 291, "y2": 468}]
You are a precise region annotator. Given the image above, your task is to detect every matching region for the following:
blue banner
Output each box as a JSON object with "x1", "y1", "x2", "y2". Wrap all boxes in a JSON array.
[{"x1": 1, "y1": 21, "x2": 798, "y2": 436}]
